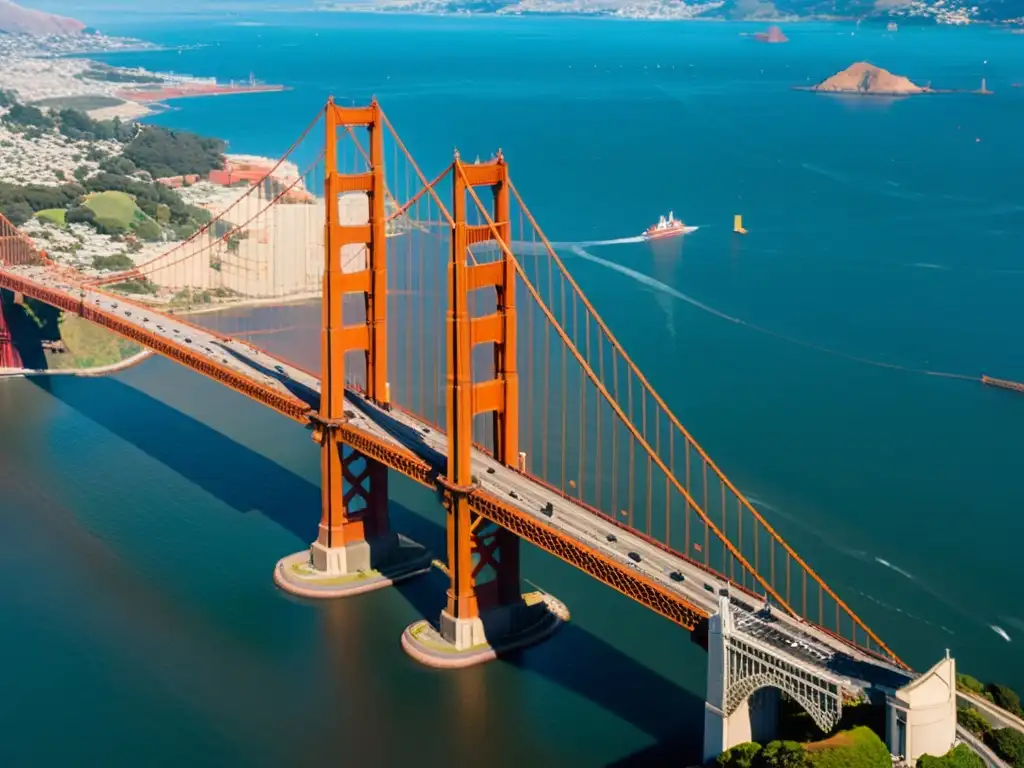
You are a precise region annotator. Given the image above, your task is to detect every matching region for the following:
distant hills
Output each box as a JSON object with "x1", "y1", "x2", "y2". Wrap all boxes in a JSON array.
[
  {"x1": 7, "y1": 0, "x2": 1024, "y2": 26},
  {"x1": 716, "y1": 0, "x2": 1024, "y2": 23},
  {"x1": 314, "y1": 0, "x2": 1024, "y2": 23},
  {"x1": 0, "y1": 0, "x2": 86, "y2": 35}
]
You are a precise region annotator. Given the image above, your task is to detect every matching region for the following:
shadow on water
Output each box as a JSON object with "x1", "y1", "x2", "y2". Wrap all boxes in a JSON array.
[
  {"x1": 32, "y1": 372, "x2": 705, "y2": 765},
  {"x1": 1, "y1": 292, "x2": 50, "y2": 371},
  {"x1": 30, "y1": 372, "x2": 321, "y2": 542}
]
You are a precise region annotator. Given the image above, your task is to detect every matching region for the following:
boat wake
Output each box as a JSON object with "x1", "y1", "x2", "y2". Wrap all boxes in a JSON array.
[
  {"x1": 565, "y1": 246, "x2": 979, "y2": 383},
  {"x1": 541, "y1": 227, "x2": 700, "y2": 250}
]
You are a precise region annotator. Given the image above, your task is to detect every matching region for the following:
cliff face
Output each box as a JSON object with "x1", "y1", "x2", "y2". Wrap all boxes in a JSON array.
[
  {"x1": 812, "y1": 62, "x2": 926, "y2": 94},
  {"x1": 0, "y1": 0, "x2": 86, "y2": 36}
]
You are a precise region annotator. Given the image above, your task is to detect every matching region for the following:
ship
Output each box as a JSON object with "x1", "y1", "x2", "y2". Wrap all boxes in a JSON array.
[{"x1": 643, "y1": 211, "x2": 687, "y2": 241}]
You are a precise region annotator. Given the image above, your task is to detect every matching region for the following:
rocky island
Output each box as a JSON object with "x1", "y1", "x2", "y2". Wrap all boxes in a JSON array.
[
  {"x1": 804, "y1": 62, "x2": 928, "y2": 95},
  {"x1": 796, "y1": 62, "x2": 992, "y2": 96}
]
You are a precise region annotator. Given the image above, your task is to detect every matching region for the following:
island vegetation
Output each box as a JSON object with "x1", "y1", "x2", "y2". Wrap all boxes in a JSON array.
[{"x1": 954, "y1": 674, "x2": 1024, "y2": 767}]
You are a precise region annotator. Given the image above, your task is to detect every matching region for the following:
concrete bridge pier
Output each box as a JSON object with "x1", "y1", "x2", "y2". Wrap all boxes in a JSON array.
[
  {"x1": 274, "y1": 443, "x2": 432, "y2": 599},
  {"x1": 884, "y1": 651, "x2": 957, "y2": 764},
  {"x1": 703, "y1": 594, "x2": 784, "y2": 761},
  {"x1": 702, "y1": 594, "x2": 844, "y2": 764}
]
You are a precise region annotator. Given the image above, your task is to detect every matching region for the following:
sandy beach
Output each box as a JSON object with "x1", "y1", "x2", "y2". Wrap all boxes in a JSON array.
[{"x1": 86, "y1": 100, "x2": 159, "y2": 122}]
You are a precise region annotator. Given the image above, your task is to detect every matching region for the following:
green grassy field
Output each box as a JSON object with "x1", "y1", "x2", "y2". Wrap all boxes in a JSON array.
[
  {"x1": 83, "y1": 190, "x2": 144, "y2": 225},
  {"x1": 47, "y1": 314, "x2": 142, "y2": 371},
  {"x1": 82, "y1": 190, "x2": 164, "y2": 241},
  {"x1": 35, "y1": 208, "x2": 66, "y2": 227}
]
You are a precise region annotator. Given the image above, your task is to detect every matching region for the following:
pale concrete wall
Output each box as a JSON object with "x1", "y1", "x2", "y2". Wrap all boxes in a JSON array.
[
  {"x1": 704, "y1": 602, "x2": 731, "y2": 763},
  {"x1": 143, "y1": 192, "x2": 369, "y2": 298},
  {"x1": 886, "y1": 652, "x2": 957, "y2": 763}
]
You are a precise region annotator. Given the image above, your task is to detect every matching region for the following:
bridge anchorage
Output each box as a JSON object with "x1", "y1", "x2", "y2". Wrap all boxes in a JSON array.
[{"x1": 0, "y1": 96, "x2": 964, "y2": 759}]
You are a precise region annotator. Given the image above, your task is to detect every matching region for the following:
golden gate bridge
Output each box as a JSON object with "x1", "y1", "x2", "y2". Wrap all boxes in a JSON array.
[{"x1": 1, "y1": 97, "x2": 963, "y2": 763}]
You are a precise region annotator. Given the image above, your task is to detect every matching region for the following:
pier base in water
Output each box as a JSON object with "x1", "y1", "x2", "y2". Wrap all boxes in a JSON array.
[
  {"x1": 274, "y1": 533, "x2": 432, "y2": 599},
  {"x1": 401, "y1": 592, "x2": 568, "y2": 669}
]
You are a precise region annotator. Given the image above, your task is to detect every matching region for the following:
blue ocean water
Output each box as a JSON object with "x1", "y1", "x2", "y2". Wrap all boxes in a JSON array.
[{"x1": 1, "y1": 13, "x2": 1022, "y2": 766}]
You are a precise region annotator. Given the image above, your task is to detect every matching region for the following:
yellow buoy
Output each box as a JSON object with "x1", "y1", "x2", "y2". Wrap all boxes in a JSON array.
[{"x1": 733, "y1": 214, "x2": 748, "y2": 235}]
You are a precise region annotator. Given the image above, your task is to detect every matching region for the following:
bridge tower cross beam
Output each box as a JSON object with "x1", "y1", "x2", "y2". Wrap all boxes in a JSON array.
[{"x1": 274, "y1": 99, "x2": 431, "y2": 599}]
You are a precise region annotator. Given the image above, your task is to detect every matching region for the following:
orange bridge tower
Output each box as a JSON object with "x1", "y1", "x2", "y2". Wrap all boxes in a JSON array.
[
  {"x1": 273, "y1": 98, "x2": 432, "y2": 598},
  {"x1": 400, "y1": 151, "x2": 566, "y2": 667}
]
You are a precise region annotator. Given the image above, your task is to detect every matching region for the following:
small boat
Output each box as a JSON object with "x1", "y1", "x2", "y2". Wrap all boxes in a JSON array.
[{"x1": 643, "y1": 211, "x2": 687, "y2": 241}]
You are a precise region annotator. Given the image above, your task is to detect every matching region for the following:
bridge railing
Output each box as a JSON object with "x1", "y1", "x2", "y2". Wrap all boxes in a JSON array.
[{"x1": 0, "y1": 214, "x2": 47, "y2": 269}]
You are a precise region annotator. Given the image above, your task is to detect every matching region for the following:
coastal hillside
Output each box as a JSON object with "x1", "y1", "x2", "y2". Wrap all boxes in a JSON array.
[
  {"x1": 315, "y1": 0, "x2": 1024, "y2": 23},
  {"x1": 0, "y1": 0, "x2": 85, "y2": 35}
]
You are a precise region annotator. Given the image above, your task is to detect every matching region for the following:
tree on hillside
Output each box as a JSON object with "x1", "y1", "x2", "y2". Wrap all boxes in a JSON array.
[
  {"x1": 985, "y1": 728, "x2": 1024, "y2": 766},
  {"x1": 956, "y1": 708, "x2": 990, "y2": 738},
  {"x1": 917, "y1": 744, "x2": 985, "y2": 768},
  {"x1": 99, "y1": 155, "x2": 137, "y2": 176},
  {"x1": 2, "y1": 104, "x2": 53, "y2": 130},
  {"x1": 122, "y1": 126, "x2": 226, "y2": 178},
  {"x1": 0, "y1": 182, "x2": 85, "y2": 225},
  {"x1": 0, "y1": 201, "x2": 33, "y2": 226},
  {"x1": 718, "y1": 742, "x2": 762, "y2": 768},
  {"x1": 956, "y1": 675, "x2": 986, "y2": 696},
  {"x1": 760, "y1": 740, "x2": 808, "y2": 767},
  {"x1": 986, "y1": 684, "x2": 1022, "y2": 716}
]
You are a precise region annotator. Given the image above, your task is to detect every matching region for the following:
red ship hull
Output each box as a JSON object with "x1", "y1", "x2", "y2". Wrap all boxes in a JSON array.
[{"x1": 644, "y1": 226, "x2": 686, "y2": 241}]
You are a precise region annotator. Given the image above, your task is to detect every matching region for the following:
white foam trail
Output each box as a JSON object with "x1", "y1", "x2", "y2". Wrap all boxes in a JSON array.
[
  {"x1": 875, "y1": 557, "x2": 914, "y2": 581},
  {"x1": 991, "y1": 626, "x2": 1012, "y2": 642},
  {"x1": 581, "y1": 235, "x2": 649, "y2": 246},
  {"x1": 568, "y1": 246, "x2": 743, "y2": 325},
  {"x1": 520, "y1": 228, "x2": 701, "y2": 253},
  {"x1": 581, "y1": 228, "x2": 699, "y2": 247},
  {"x1": 564, "y1": 247, "x2": 978, "y2": 383}
]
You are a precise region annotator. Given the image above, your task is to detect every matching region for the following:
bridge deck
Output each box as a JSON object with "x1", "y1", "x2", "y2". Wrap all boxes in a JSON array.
[{"x1": 0, "y1": 264, "x2": 910, "y2": 695}]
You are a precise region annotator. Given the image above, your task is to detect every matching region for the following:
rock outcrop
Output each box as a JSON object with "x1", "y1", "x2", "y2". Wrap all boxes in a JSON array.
[
  {"x1": 753, "y1": 25, "x2": 788, "y2": 43},
  {"x1": 811, "y1": 62, "x2": 926, "y2": 94},
  {"x1": 0, "y1": 0, "x2": 86, "y2": 36}
]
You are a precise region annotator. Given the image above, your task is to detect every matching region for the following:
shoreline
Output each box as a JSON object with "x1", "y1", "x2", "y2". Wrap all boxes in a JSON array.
[
  {"x1": 0, "y1": 348, "x2": 153, "y2": 380},
  {"x1": 136, "y1": 291, "x2": 321, "y2": 319},
  {"x1": 0, "y1": 292, "x2": 319, "y2": 382},
  {"x1": 87, "y1": 83, "x2": 291, "y2": 123},
  {"x1": 793, "y1": 86, "x2": 993, "y2": 95}
]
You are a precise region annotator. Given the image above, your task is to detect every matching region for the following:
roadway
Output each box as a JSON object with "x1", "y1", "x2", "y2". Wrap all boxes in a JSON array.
[
  {"x1": 958, "y1": 691, "x2": 1024, "y2": 736},
  {"x1": 1, "y1": 262, "x2": 913, "y2": 702},
  {"x1": 956, "y1": 726, "x2": 1010, "y2": 768}
]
